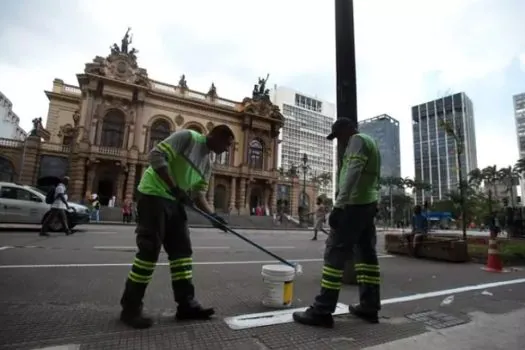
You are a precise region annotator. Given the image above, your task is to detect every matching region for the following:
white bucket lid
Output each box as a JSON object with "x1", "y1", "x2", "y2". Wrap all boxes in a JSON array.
[{"x1": 262, "y1": 264, "x2": 295, "y2": 277}]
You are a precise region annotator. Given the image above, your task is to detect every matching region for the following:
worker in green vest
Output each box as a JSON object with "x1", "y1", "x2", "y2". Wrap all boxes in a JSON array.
[
  {"x1": 293, "y1": 117, "x2": 381, "y2": 328},
  {"x1": 119, "y1": 126, "x2": 233, "y2": 329}
]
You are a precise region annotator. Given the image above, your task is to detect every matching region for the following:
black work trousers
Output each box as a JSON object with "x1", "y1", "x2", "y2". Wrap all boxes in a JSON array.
[
  {"x1": 313, "y1": 202, "x2": 380, "y2": 314},
  {"x1": 120, "y1": 193, "x2": 196, "y2": 311}
]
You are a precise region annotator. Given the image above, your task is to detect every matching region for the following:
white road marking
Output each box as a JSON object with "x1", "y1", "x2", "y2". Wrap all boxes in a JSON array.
[
  {"x1": 0, "y1": 246, "x2": 13, "y2": 251},
  {"x1": 94, "y1": 246, "x2": 231, "y2": 250},
  {"x1": 31, "y1": 345, "x2": 81, "y2": 350},
  {"x1": 262, "y1": 246, "x2": 295, "y2": 249},
  {"x1": 225, "y1": 302, "x2": 350, "y2": 330},
  {"x1": 224, "y1": 277, "x2": 525, "y2": 330},
  {"x1": 0, "y1": 255, "x2": 394, "y2": 269}
]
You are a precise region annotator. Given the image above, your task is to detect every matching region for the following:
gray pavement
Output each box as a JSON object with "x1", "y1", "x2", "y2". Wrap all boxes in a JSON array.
[{"x1": 0, "y1": 224, "x2": 524, "y2": 349}]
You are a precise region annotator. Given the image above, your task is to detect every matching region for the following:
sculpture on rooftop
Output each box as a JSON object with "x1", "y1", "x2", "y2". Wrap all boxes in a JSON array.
[{"x1": 252, "y1": 74, "x2": 270, "y2": 101}]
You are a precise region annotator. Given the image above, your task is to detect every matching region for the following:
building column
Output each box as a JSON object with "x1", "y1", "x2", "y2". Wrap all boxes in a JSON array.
[
  {"x1": 264, "y1": 184, "x2": 271, "y2": 211},
  {"x1": 244, "y1": 182, "x2": 252, "y2": 214},
  {"x1": 290, "y1": 179, "x2": 299, "y2": 217},
  {"x1": 18, "y1": 136, "x2": 40, "y2": 185},
  {"x1": 125, "y1": 163, "x2": 136, "y2": 200},
  {"x1": 85, "y1": 164, "x2": 97, "y2": 196},
  {"x1": 116, "y1": 169, "x2": 126, "y2": 206},
  {"x1": 123, "y1": 122, "x2": 131, "y2": 149},
  {"x1": 143, "y1": 126, "x2": 150, "y2": 153},
  {"x1": 70, "y1": 157, "x2": 86, "y2": 202},
  {"x1": 239, "y1": 178, "x2": 246, "y2": 214},
  {"x1": 229, "y1": 177, "x2": 236, "y2": 211},
  {"x1": 95, "y1": 120, "x2": 103, "y2": 145},
  {"x1": 271, "y1": 182, "x2": 278, "y2": 215}
]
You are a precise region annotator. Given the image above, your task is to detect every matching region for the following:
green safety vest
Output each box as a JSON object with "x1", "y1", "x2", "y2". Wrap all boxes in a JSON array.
[
  {"x1": 337, "y1": 133, "x2": 381, "y2": 205},
  {"x1": 138, "y1": 130, "x2": 212, "y2": 200}
]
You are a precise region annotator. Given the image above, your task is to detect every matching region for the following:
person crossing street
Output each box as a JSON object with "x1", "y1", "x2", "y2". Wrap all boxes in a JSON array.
[
  {"x1": 293, "y1": 118, "x2": 381, "y2": 328},
  {"x1": 119, "y1": 125, "x2": 234, "y2": 329}
]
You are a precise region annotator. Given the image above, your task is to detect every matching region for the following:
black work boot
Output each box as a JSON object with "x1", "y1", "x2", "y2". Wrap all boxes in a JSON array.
[
  {"x1": 293, "y1": 307, "x2": 334, "y2": 328},
  {"x1": 120, "y1": 308, "x2": 153, "y2": 329},
  {"x1": 176, "y1": 302, "x2": 215, "y2": 321},
  {"x1": 348, "y1": 304, "x2": 379, "y2": 324}
]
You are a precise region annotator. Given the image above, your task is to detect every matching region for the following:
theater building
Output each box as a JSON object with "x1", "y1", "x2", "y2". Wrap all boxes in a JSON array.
[{"x1": 0, "y1": 33, "x2": 317, "y2": 215}]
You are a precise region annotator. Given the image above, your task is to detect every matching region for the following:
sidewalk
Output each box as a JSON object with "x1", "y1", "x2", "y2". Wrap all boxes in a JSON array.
[{"x1": 363, "y1": 308, "x2": 525, "y2": 350}]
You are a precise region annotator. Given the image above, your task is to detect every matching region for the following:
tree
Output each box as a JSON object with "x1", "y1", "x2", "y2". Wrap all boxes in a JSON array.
[
  {"x1": 379, "y1": 176, "x2": 404, "y2": 227},
  {"x1": 286, "y1": 165, "x2": 299, "y2": 178},
  {"x1": 439, "y1": 118, "x2": 468, "y2": 240},
  {"x1": 468, "y1": 168, "x2": 483, "y2": 189},
  {"x1": 498, "y1": 166, "x2": 519, "y2": 207}
]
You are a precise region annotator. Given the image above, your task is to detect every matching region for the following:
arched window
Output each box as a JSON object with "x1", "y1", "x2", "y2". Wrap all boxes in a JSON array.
[
  {"x1": 149, "y1": 119, "x2": 171, "y2": 150},
  {"x1": 0, "y1": 157, "x2": 15, "y2": 182},
  {"x1": 210, "y1": 149, "x2": 230, "y2": 165},
  {"x1": 186, "y1": 125, "x2": 204, "y2": 134},
  {"x1": 100, "y1": 110, "x2": 125, "y2": 148},
  {"x1": 248, "y1": 139, "x2": 264, "y2": 169}
]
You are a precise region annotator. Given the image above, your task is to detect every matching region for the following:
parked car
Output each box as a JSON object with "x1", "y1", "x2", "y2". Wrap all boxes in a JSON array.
[{"x1": 0, "y1": 181, "x2": 90, "y2": 231}]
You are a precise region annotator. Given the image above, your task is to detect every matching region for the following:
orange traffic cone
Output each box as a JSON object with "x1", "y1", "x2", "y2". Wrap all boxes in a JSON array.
[{"x1": 481, "y1": 238, "x2": 508, "y2": 273}]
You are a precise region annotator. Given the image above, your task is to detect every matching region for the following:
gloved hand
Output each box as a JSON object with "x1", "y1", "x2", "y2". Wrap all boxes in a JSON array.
[
  {"x1": 169, "y1": 187, "x2": 193, "y2": 205},
  {"x1": 210, "y1": 213, "x2": 228, "y2": 232},
  {"x1": 328, "y1": 207, "x2": 344, "y2": 229}
]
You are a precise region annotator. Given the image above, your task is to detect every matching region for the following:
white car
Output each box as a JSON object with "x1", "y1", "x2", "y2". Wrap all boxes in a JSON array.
[{"x1": 0, "y1": 181, "x2": 90, "y2": 231}]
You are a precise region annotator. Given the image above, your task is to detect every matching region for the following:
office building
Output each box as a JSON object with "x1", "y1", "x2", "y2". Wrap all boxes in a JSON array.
[
  {"x1": 271, "y1": 86, "x2": 335, "y2": 197},
  {"x1": 412, "y1": 92, "x2": 478, "y2": 204},
  {"x1": 0, "y1": 91, "x2": 27, "y2": 141},
  {"x1": 359, "y1": 114, "x2": 401, "y2": 179},
  {"x1": 513, "y1": 92, "x2": 525, "y2": 203}
]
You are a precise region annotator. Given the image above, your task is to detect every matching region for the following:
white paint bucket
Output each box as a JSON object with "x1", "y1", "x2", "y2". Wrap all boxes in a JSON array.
[{"x1": 261, "y1": 264, "x2": 295, "y2": 308}]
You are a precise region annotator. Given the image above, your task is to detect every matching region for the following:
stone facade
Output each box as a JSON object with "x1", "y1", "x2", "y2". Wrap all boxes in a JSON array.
[{"x1": 0, "y1": 38, "x2": 318, "y2": 216}]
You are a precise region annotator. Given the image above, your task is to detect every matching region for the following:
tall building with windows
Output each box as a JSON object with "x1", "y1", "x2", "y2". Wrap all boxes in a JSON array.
[
  {"x1": 271, "y1": 86, "x2": 335, "y2": 197},
  {"x1": 412, "y1": 92, "x2": 478, "y2": 204},
  {"x1": 0, "y1": 91, "x2": 27, "y2": 141},
  {"x1": 358, "y1": 114, "x2": 401, "y2": 179},
  {"x1": 513, "y1": 92, "x2": 525, "y2": 203}
]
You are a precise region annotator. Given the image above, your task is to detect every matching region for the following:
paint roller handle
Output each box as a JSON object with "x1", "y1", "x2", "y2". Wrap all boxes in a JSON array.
[{"x1": 189, "y1": 204, "x2": 296, "y2": 269}]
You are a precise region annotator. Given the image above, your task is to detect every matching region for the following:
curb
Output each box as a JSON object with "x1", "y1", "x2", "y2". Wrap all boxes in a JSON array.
[{"x1": 86, "y1": 222, "x2": 313, "y2": 231}]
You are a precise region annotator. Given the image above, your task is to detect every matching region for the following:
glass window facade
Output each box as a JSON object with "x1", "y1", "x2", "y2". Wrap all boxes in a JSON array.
[
  {"x1": 358, "y1": 115, "x2": 401, "y2": 179},
  {"x1": 412, "y1": 93, "x2": 478, "y2": 204},
  {"x1": 279, "y1": 100, "x2": 334, "y2": 196}
]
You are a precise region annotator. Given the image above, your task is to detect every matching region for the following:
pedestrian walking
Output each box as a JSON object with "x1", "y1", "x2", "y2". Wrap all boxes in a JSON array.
[
  {"x1": 293, "y1": 118, "x2": 381, "y2": 327},
  {"x1": 41, "y1": 176, "x2": 73, "y2": 236},
  {"x1": 119, "y1": 125, "x2": 234, "y2": 329}
]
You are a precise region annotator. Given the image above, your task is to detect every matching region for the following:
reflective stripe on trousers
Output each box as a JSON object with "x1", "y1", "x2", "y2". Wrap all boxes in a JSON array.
[
  {"x1": 355, "y1": 263, "x2": 380, "y2": 285},
  {"x1": 320, "y1": 264, "x2": 344, "y2": 290},
  {"x1": 170, "y1": 257, "x2": 193, "y2": 282},
  {"x1": 127, "y1": 257, "x2": 157, "y2": 284}
]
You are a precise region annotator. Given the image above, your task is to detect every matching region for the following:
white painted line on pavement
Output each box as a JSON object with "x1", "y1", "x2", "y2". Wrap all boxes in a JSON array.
[
  {"x1": 0, "y1": 255, "x2": 394, "y2": 269},
  {"x1": 31, "y1": 345, "x2": 80, "y2": 350},
  {"x1": 262, "y1": 246, "x2": 295, "y2": 249},
  {"x1": 94, "y1": 246, "x2": 231, "y2": 250},
  {"x1": 225, "y1": 302, "x2": 350, "y2": 330},
  {"x1": 0, "y1": 246, "x2": 13, "y2": 251},
  {"x1": 225, "y1": 277, "x2": 525, "y2": 330}
]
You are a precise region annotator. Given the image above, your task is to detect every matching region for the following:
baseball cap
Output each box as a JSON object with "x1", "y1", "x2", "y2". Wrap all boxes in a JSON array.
[{"x1": 326, "y1": 118, "x2": 357, "y2": 140}]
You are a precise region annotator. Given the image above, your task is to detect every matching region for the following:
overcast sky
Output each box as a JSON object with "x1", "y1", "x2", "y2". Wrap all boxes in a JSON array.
[{"x1": 1, "y1": 0, "x2": 524, "y2": 178}]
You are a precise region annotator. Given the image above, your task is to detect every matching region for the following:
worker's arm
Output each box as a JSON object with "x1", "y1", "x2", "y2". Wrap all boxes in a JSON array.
[
  {"x1": 191, "y1": 166, "x2": 214, "y2": 214},
  {"x1": 148, "y1": 130, "x2": 192, "y2": 190},
  {"x1": 334, "y1": 135, "x2": 367, "y2": 208},
  {"x1": 193, "y1": 191, "x2": 214, "y2": 214}
]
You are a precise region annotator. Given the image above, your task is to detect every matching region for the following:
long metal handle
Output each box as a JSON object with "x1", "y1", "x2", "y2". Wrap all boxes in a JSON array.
[{"x1": 188, "y1": 204, "x2": 296, "y2": 268}]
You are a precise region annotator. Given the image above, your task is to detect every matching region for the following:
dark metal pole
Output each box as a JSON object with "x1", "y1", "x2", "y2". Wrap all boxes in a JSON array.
[{"x1": 335, "y1": 0, "x2": 358, "y2": 285}]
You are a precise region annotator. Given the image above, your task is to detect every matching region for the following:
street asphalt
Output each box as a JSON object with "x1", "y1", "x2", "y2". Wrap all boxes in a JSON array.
[{"x1": 0, "y1": 224, "x2": 524, "y2": 349}]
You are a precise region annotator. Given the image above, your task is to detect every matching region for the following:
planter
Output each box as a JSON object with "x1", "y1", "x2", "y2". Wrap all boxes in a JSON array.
[{"x1": 385, "y1": 233, "x2": 469, "y2": 262}]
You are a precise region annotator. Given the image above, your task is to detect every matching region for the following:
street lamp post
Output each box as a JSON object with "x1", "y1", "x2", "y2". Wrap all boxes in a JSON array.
[
  {"x1": 335, "y1": 0, "x2": 358, "y2": 284},
  {"x1": 300, "y1": 153, "x2": 309, "y2": 227}
]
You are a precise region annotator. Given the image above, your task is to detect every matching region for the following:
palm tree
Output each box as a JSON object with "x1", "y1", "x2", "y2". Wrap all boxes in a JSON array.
[
  {"x1": 379, "y1": 176, "x2": 404, "y2": 227},
  {"x1": 439, "y1": 118, "x2": 468, "y2": 240},
  {"x1": 468, "y1": 168, "x2": 483, "y2": 189},
  {"x1": 514, "y1": 157, "x2": 525, "y2": 175},
  {"x1": 498, "y1": 166, "x2": 519, "y2": 207}
]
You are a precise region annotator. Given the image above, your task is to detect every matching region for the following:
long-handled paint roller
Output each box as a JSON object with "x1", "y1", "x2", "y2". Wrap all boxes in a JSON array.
[{"x1": 188, "y1": 204, "x2": 303, "y2": 275}]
